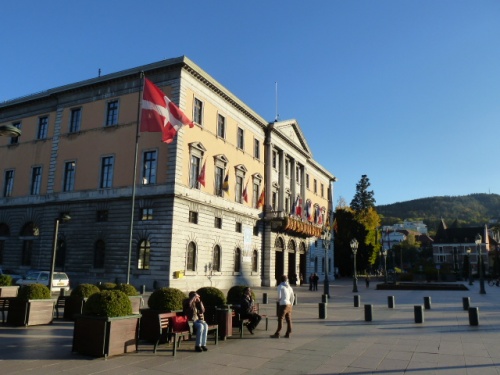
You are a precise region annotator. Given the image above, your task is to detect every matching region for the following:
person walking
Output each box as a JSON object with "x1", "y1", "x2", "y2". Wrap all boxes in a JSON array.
[
  {"x1": 270, "y1": 275, "x2": 295, "y2": 339},
  {"x1": 313, "y1": 273, "x2": 319, "y2": 291},
  {"x1": 365, "y1": 275, "x2": 370, "y2": 288},
  {"x1": 309, "y1": 273, "x2": 314, "y2": 291},
  {"x1": 183, "y1": 291, "x2": 209, "y2": 352}
]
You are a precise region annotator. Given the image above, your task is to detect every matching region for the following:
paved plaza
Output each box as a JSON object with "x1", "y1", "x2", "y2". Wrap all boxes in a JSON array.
[{"x1": 1, "y1": 278, "x2": 500, "y2": 374}]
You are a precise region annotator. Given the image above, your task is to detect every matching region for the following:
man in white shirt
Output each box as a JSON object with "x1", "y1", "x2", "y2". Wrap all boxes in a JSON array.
[{"x1": 270, "y1": 274, "x2": 295, "y2": 338}]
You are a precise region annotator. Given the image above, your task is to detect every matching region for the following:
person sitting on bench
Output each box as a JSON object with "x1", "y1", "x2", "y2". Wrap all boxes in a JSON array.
[{"x1": 239, "y1": 287, "x2": 261, "y2": 334}]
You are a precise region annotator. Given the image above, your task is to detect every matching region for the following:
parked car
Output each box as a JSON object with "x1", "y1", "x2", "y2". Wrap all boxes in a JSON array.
[
  {"x1": 0, "y1": 267, "x2": 23, "y2": 282},
  {"x1": 16, "y1": 271, "x2": 70, "y2": 292}
]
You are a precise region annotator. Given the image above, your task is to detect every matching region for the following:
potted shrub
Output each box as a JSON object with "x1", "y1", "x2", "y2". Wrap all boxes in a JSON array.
[
  {"x1": 72, "y1": 289, "x2": 141, "y2": 358},
  {"x1": 115, "y1": 283, "x2": 143, "y2": 314},
  {"x1": 64, "y1": 283, "x2": 100, "y2": 320},
  {"x1": 7, "y1": 284, "x2": 54, "y2": 326},
  {"x1": 196, "y1": 287, "x2": 225, "y2": 324},
  {"x1": 97, "y1": 282, "x2": 116, "y2": 291},
  {"x1": 227, "y1": 285, "x2": 255, "y2": 305},
  {"x1": 0, "y1": 274, "x2": 19, "y2": 297},
  {"x1": 140, "y1": 287, "x2": 186, "y2": 343}
]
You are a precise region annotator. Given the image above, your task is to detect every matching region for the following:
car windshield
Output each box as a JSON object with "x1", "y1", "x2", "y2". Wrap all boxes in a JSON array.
[
  {"x1": 26, "y1": 273, "x2": 40, "y2": 280},
  {"x1": 53, "y1": 273, "x2": 68, "y2": 280}
]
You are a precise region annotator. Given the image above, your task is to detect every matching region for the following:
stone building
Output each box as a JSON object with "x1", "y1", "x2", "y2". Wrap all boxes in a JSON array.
[{"x1": 0, "y1": 56, "x2": 334, "y2": 291}]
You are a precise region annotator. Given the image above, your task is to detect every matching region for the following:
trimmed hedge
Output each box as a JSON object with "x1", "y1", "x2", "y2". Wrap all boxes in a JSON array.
[
  {"x1": 148, "y1": 287, "x2": 186, "y2": 311},
  {"x1": 115, "y1": 283, "x2": 139, "y2": 296},
  {"x1": 17, "y1": 284, "x2": 51, "y2": 301},
  {"x1": 83, "y1": 290, "x2": 132, "y2": 317},
  {"x1": 96, "y1": 282, "x2": 116, "y2": 291},
  {"x1": 0, "y1": 274, "x2": 13, "y2": 286},
  {"x1": 71, "y1": 283, "x2": 100, "y2": 298}
]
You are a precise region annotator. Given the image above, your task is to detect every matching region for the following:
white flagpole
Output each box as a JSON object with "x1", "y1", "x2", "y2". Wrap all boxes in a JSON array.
[{"x1": 127, "y1": 72, "x2": 145, "y2": 284}]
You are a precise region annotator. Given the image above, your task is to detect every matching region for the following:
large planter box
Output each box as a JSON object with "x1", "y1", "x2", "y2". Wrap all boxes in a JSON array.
[
  {"x1": 7, "y1": 299, "x2": 55, "y2": 326},
  {"x1": 0, "y1": 286, "x2": 19, "y2": 297},
  {"x1": 72, "y1": 314, "x2": 141, "y2": 358},
  {"x1": 139, "y1": 308, "x2": 176, "y2": 343},
  {"x1": 64, "y1": 297, "x2": 86, "y2": 321},
  {"x1": 129, "y1": 296, "x2": 144, "y2": 315}
]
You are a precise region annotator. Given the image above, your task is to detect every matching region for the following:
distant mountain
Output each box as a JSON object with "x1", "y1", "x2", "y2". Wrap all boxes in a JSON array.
[{"x1": 376, "y1": 193, "x2": 500, "y2": 235}]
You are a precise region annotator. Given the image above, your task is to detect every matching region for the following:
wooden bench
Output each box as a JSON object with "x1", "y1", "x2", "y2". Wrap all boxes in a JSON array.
[
  {"x1": 232, "y1": 303, "x2": 268, "y2": 338},
  {"x1": 54, "y1": 296, "x2": 67, "y2": 319},
  {"x1": 0, "y1": 297, "x2": 13, "y2": 324},
  {"x1": 153, "y1": 313, "x2": 217, "y2": 356}
]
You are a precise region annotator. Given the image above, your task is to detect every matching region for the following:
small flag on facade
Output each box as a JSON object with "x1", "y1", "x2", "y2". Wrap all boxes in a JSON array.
[
  {"x1": 197, "y1": 159, "x2": 206, "y2": 187},
  {"x1": 242, "y1": 180, "x2": 248, "y2": 203},
  {"x1": 257, "y1": 188, "x2": 265, "y2": 208},
  {"x1": 222, "y1": 171, "x2": 229, "y2": 195}
]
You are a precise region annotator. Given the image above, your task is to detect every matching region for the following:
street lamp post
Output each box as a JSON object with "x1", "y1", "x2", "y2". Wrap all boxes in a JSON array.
[
  {"x1": 467, "y1": 248, "x2": 473, "y2": 286},
  {"x1": 476, "y1": 234, "x2": 486, "y2": 295},
  {"x1": 380, "y1": 250, "x2": 387, "y2": 283},
  {"x1": 0, "y1": 124, "x2": 22, "y2": 137},
  {"x1": 322, "y1": 229, "x2": 332, "y2": 298},
  {"x1": 351, "y1": 238, "x2": 359, "y2": 293},
  {"x1": 49, "y1": 214, "x2": 71, "y2": 294}
]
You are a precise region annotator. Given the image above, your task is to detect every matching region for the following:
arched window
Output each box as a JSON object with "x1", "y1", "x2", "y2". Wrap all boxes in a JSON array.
[
  {"x1": 212, "y1": 245, "x2": 221, "y2": 272},
  {"x1": 275, "y1": 237, "x2": 284, "y2": 251},
  {"x1": 234, "y1": 248, "x2": 241, "y2": 272},
  {"x1": 20, "y1": 222, "x2": 39, "y2": 266},
  {"x1": 252, "y1": 250, "x2": 258, "y2": 272},
  {"x1": 137, "y1": 239, "x2": 151, "y2": 270},
  {"x1": 94, "y1": 240, "x2": 105, "y2": 268},
  {"x1": 187, "y1": 241, "x2": 197, "y2": 271}
]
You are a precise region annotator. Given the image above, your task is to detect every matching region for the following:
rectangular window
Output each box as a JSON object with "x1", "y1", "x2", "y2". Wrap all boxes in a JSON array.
[
  {"x1": 252, "y1": 183, "x2": 259, "y2": 208},
  {"x1": 215, "y1": 217, "x2": 222, "y2": 229},
  {"x1": 140, "y1": 208, "x2": 153, "y2": 220},
  {"x1": 253, "y1": 226, "x2": 259, "y2": 236},
  {"x1": 314, "y1": 179, "x2": 317, "y2": 194},
  {"x1": 272, "y1": 191, "x2": 277, "y2": 210},
  {"x1": 254, "y1": 138, "x2": 260, "y2": 159},
  {"x1": 30, "y1": 166, "x2": 42, "y2": 195},
  {"x1": 63, "y1": 161, "x2": 76, "y2": 192},
  {"x1": 37, "y1": 116, "x2": 48, "y2": 139},
  {"x1": 100, "y1": 156, "x2": 114, "y2": 188},
  {"x1": 217, "y1": 114, "x2": 225, "y2": 138},
  {"x1": 10, "y1": 122, "x2": 20, "y2": 145},
  {"x1": 3, "y1": 170, "x2": 14, "y2": 197},
  {"x1": 69, "y1": 108, "x2": 82, "y2": 133},
  {"x1": 306, "y1": 174, "x2": 310, "y2": 189},
  {"x1": 296, "y1": 166, "x2": 301, "y2": 184},
  {"x1": 237, "y1": 127, "x2": 244, "y2": 150},
  {"x1": 272, "y1": 151, "x2": 277, "y2": 169},
  {"x1": 189, "y1": 211, "x2": 198, "y2": 224},
  {"x1": 321, "y1": 183, "x2": 324, "y2": 198},
  {"x1": 235, "y1": 175, "x2": 243, "y2": 203},
  {"x1": 235, "y1": 222, "x2": 242, "y2": 233},
  {"x1": 142, "y1": 150, "x2": 157, "y2": 185},
  {"x1": 105, "y1": 100, "x2": 119, "y2": 126},
  {"x1": 285, "y1": 159, "x2": 289, "y2": 177},
  {"x1": 215, "y1": 166, "x2": 224, "y2": 197},
  {"x1": 285, "y1": 196, "x2": 290, "y2": 213},
  {"x1": 96, "y1": 210, "x2": 108, "y2": 222},
  {"x1": 194, "y1": 98, "x2": 203, "y2": 125},
  {"x1": 190, "y1": 155, "x2": 201, "y2": 189}
]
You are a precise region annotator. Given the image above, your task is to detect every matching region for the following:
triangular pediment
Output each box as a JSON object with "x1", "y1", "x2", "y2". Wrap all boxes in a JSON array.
[{"x1": 272, "y1": 119, "x2": 312, "y2": 157}]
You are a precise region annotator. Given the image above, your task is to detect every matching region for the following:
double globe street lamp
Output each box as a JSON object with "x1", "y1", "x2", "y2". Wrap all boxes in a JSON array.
[
  {"x1": 49, "y1": 214, "x2": 71, "y2": 294},
  {"x1": 351, "y1": 238, "x2": 359, "y2": 293},
  {"x1": 380, "y1": 249, "x2": 388, "y2": 283}
]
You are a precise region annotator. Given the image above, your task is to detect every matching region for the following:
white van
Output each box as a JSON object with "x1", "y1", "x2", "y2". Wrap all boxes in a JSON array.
[{"x1": 16, "y1": 271, "x2": 70, "y2": 292}]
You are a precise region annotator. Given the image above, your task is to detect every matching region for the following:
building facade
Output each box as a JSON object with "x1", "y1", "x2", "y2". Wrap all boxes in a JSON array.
[{"x1": 0, "y1": 56, "x2": 335, "y2": 291}]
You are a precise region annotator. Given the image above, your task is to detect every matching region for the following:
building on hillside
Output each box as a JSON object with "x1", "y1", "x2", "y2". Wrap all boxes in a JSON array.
[
  {"x1": 0, "y1": 56, "x2": 335, "y2": 291},
  {"x1": 433, "y1": 220, "x2": 496, "y2": 276}
]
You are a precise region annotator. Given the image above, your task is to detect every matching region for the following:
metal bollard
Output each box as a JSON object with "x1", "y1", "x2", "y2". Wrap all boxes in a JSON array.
[
  {"x1": 293, "y1": 293, "x2": 298, "y2": 305},
  {"x1": 414, "y1": 305, "x2": 424, "y2": 323},
  {"x1": 388, "y1": 296, "x2": 395, "y2": 308},
  {"x1": 319, "y1": 302, "x2": 327, "y2": 319},
  {"x1": 364, "y1": 304, "x2": 372, "y2": 321},
  {"x1": 468, "y1": 307, "x2": 479, "y2": 326},
  {"x1": 354, "y1": 295, "x2": 361, "y2": 307},
  {"x1": 424, "y1": 296, "x2": 431, "y2": 310},
  {"x1": 462, "y1": 297, "x2": 470, "y2": 311},
  {"x1": 263, "y1": 293, "x2": 268, "y2": 304},
  {"x1": 321, "y1": 294, "x2": 328, "y2": 303},
  {"x1": 59, "y1": 288, "x2": 66, "y2": 297},
  {"x1": 141, "y1": 285, "x2": 146, "y2": 295}
]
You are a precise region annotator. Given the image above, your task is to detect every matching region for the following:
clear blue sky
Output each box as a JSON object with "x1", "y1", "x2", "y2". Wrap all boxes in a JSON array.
[{"x1": 2, "y1": 1, "x2": 499, "y2": 206}]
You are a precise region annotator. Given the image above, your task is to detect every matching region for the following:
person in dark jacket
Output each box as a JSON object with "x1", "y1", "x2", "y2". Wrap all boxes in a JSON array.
[{"x1": 239, "y1": 287, "x2": 261, "y2": 334}]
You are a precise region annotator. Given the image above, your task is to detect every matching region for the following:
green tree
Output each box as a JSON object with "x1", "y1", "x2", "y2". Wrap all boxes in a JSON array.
[{"x1": 350, "y1": 175, "x2": 375, "y2": 212}]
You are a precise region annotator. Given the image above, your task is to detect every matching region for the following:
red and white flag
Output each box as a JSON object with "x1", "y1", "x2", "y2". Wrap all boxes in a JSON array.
[
  {"x1": 140, "y1": 78, "x2": 194, "y2": 143},
  {"x1": 242, "y1": 180, "x2": 249, "y2": 203},
  {"x1": 197, "y1": 160, "x2": 206, "y2": 187}
]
